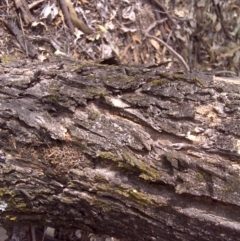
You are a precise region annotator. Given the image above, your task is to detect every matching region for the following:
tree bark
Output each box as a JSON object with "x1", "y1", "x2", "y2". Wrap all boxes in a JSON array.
[{"x1": 0, "y1": 60, "x2": 240, "y2": 241}]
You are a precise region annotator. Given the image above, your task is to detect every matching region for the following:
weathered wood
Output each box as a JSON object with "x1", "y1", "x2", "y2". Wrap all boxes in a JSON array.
[{"x1": 0, "y1": 60, "x2": 240, "y2": 241}]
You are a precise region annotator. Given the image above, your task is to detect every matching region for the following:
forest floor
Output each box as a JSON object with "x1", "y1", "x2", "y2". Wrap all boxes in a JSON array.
[{"x1": 0, "y1": 0, "x2": 239, "y2": 75}]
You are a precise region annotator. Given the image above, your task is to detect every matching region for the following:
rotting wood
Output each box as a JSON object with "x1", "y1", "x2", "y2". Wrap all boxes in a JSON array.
[{"x1": 0, "y1": 60, "x2": 240, "y2": 241}]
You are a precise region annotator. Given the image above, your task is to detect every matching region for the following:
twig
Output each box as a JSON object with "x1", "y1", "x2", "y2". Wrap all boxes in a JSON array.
[
  {"x1": 58, "y1": 0, "x2": 75, "y2": 34},
  {"x1": 214, "y1": 70, "x2": 237, "y2": 77},
  {"x1": 41, "y1": 227, "x2": 46, "y2": 241},
  {"x1": 162, "y1": 30, "x2": 172, "y2": 59},
  {"x1": 146, "y1": 34, "x2": 190, "y2": 71},
  {"x1": 65, "y1": 0, "x2": 93, "y2": 34},
  {"x1": 28, "y1": 0, "x2": 45, "y2": 10},
  {"x1": 211, "y1": 0, "x2": 232, "y2": 40},
  {"x1": 149, "y1": 0, "x2": 176, "y2": 26},
  {"x1": 30, "y1": 226, "x2": 36, "y2": 241},
  {"x1": 18, "y1": 12, "x2": 28, "y2": 56},
  {"x1": 5, "y1": 0, "x2": 9, "y2": 13},
  {"x1": 143, "y1": 18, "x2": 168, "y2": 37}
]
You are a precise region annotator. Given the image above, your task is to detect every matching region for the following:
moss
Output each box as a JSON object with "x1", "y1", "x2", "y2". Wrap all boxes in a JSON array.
[
  {"x1": 150, "y1": 78, "x2": 168, "y2": 86},
  {"x1": 117, "y1": 162, "x2": 136, "y2": 171},
  {"x1": 194, "y1": 171, "x2": 213, "y2": 187},
  {"x1": 15, "y1": 203, "x2": 27, "y2": 209},
  {"x1": 105, "y1": 186, "x2": 151, "y2": 206},
  {"x1": 73, "y1": 61, "x2": 106, "y2": 72},
  {"x1": 122, "y1": 93, "x2": 147, "y2": 103},
  {"x1": 48, "y1": 69, "x2": 58, "y2": 75},
  {"x1": 86, "y1": 86, "x2": 109, "y2": 97},
  {"x1": 2, "y1": 166, "x2": 15, "y2": 174},
  {"x1": 128, "y1": 189, "x2": 152, "y2": 206},
  {"x1": 172, "y1": 73, "x2": 188, "y2": 80},
  {"x1": 123, "y1": 152, "x2": 145, "y2": 171},
  {"x1": 88, "y1": 110, "x2": 100, "y2": 120},
  {"x1": 220, "y1": 175, "x2": 240, "y2": 199},
  {"x1": 139, "y1": 172, "x2": 160, "y2": 181},
  {"x1": 122, "y1": 152, "x2": 162, "y2": 181},
  {"x1": 61, "y1": 197, "x2": 71, "y2": 203},
  {"x1": 98, "y1": 151, "x2": 122, "y2": 162},
  {"x1": 95, "y1": 174, "x2": 109, "y2": 183},
  {"x1": 87, "y1": 170, "x2": 167, "y2": 208},
  {"x1": 74, "y1": 61, "x2": 121, "y2": 73},
  {"x1": 99, "y1": 151, "x2": 163, "y2": 182},
  {"x1": 193, "y1": 77, "x2": 205, "y2": 86},
  {"x1": 122, "y1": 152, "x2": 144, "y2": 168},
  {"x1": 1, "y1": 55, "x2": 17, "y2": 64},
  {"x1": 159, "y1": 72, "x2": 171, "y2": 79},
  {"x1": 116, "y1": 188, "x2": 167, "y2": 207},
  {"x1": 92, "y1": 198, "x2": 112, "y2": 211},
  {"x1": 195, "y1": 172, "x2": 205, "y2": 184},
  {"x1": 105, "y1": 75, "x2": 140, "y2": 88},
  {"x1": 47, "y1": 86, "x2": 60, "y2": 103},
  {"x1": 44, "y1": 169, "x2": 55, "y2": 178},
  {"x1": 214, "y1": 85, "x2": 224, "y2": 92},
  {"x1": 0, "y1": 188, "x2": 5, "y2": 196}
]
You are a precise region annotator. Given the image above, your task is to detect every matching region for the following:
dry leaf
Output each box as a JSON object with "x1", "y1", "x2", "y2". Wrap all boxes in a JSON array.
[
  {"x1": 105, "y1": 21, "x2": 115, "y2": 30},
  {"x1": 40, "y1": 2, "x2": 58, "y2": 20},
  {"x1": 164, "y1": 21, "x2": 171, "y2": 32},
  {"x1": 133, "y1": 47, "x2": 139, "y2": 63},
  {"x1": 31, "y1": 21, "x2": 48, "y2": 31},
  {"x1": 175, "y1": 30, "x2": 186, "y2": 42},
  {"x1": 80, "y1": 0, "x2": 88, "y2": 4},
  {"x1": 38, "y1": 53, "x2": 47, "y2": 62},
  {"x1": 233, "y1": 50, "x2": 240, "y2": 66},
  {"x1": 206, "y1": 12, "x2": 217, "y2": 24},
  {"x1": 121, "y1": 26, "x2": 137, "y2": 33},
  {"x1": 220, "y1": 44, "x2": 240, "y2": 58},
  {"x1": 149, "y1": 39, "x2": 160, "y2": 51},
  {"x1": 155, "y1": 52, "x2": 162, "y2": 64},
  {"x1": 132, "y1": 34, "x2": 141, "y2": 43},
  {"x1": 215, "y1": 22, "x2": 222, "y2": 32},
  {"x1": 197, "y1": 0, "x2": 206, "y2": 7},
  {"x1": 101, "y1": 44, "x2": 113, "y2": 59},
  {"x1": 122, "y1": 5, "x2": 136, "y2": 21},
  {"x1": 55, "y1": 50, "x2": 67, "y2": 56},
  {"x1": 174, "y1": 8, "x2": 189, "y2": 17}
]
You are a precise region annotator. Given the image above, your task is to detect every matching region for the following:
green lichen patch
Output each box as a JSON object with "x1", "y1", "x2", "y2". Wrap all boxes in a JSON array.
[
  {"x1": 96, "y1": 180, "x2": 166, "y2": 207},
  {"x1": 128, "y1": 189, "x2": 168, "y2": 207},
  {"x1": 1, "y1": 55, "x2": 18, "y2": 64},
  {"x1": 15, "y1": 203, "x2": 27, "y2": 209},
  {"x1": 122, "y1": 93, "x2": 152, "y2": 107},
  {"x1": 193, "y1": 77, "x2": 205, "y2": 86},
  {"x1": 104, "y1": 74, "x2": 142, "y2": 90},
  {"x1": 0, "y1": 188, "x2": 14, "y2": 197},
  {"x1": 150, "y1": 78, "x2": 168, "y2": 86},
  {"x1": 98, "y1": 152, "x2": 122, "y2": 162},
  {"x1": 122, "y1": 152, "x2": 162, "y2": 181},
  {"x1": 172, "y1": 73, "x2": 188, "y2": 80},
  {"x1": 86, "y1": 86, "x2": 109, "y2": 98}
]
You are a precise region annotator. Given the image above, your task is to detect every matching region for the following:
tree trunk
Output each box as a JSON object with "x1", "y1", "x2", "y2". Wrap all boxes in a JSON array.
[{"x1": 0, "y1": 60, "x2": 240, "y2": 241}]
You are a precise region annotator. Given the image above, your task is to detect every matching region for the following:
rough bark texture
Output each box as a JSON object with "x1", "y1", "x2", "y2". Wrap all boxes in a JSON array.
[{"x1": 0, "y1": 60, "x2": 240, "y2": 241}]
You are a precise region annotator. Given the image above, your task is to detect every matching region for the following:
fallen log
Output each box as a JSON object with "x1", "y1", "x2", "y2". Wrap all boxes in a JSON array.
[{"x1": 0, "y1": 60, "x2": 240, "y2": 241}]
